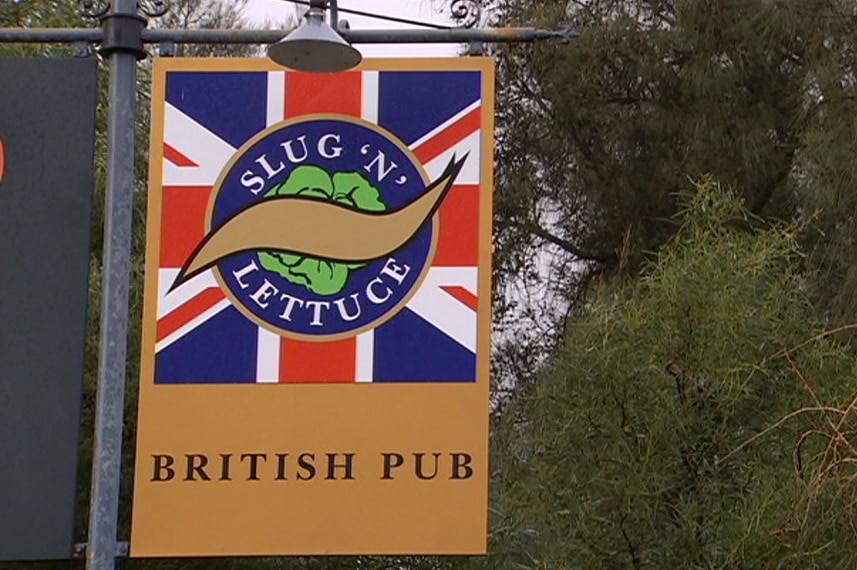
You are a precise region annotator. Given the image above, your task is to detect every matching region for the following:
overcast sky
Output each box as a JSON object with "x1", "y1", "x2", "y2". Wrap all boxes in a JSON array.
[{"x1": 244, "y1": 0, "x2": 459, "y2": 57}]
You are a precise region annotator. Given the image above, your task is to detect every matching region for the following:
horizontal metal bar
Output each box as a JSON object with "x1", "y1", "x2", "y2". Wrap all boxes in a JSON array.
[
  {"x1": 0, "y1": 28, "x2": 102, "y2": 42},
  {"x1": 346, "y1": 27, "x2": 579, "y2": 43},
  {"x1": 142, "y1": 28, "x2": 283, "y2": 44},
  {"x1": 0, "y1": 26, "x2": 578, "y2": 45},
  {"x1": 72, "y1": 541, "x2": 129, "y2": 558}
]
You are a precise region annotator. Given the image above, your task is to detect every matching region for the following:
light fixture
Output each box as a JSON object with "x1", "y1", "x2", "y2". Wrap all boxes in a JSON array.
[{"x1": 267, "y1": 0, "x2": 362, "y2": 73}]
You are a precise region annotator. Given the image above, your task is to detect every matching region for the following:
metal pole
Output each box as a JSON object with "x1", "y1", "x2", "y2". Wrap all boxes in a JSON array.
[
  {"x1": 0, "y1": 26, "x2": 580, "y2": 45},
  {"x1": 86, "y1": 0, "x2": 142, "y2": 568},
  {"x1": 328, "y1": 0, "x2": 338, "y2": 31}
]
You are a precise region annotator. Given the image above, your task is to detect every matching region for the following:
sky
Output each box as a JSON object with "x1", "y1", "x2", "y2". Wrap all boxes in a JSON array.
[{"x1": 244, "y1": 0, "x2": 459, "y2": 57}]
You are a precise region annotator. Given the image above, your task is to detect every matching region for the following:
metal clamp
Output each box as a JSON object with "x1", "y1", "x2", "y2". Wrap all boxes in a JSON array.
[
  {"x1": 100, "y1": 11, "x2": 147, "y2": 59},
  {"x1": 72, "y1": 541, "x2": 130, "y2": 558}
]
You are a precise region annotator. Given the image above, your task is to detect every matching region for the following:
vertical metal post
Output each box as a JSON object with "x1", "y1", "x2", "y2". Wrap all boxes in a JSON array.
[
  {"x1": 328, "y1": 0, "x2": 338, "y2": 30},
  {"x1": 86, "y1": 0, "x2": 143, "y2": 568}
]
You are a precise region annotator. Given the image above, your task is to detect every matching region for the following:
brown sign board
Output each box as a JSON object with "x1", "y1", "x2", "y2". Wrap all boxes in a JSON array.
[{"x1": 131, "y1": 57, "x2": 494, "y2": 557}]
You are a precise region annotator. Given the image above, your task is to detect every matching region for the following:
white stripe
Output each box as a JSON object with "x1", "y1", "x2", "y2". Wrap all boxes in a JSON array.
[
  {"x1": 409, "y1": 100, "x2": 481, "y2": 151},
  {"x1": 164, "y1": 104, "x2": 236, "y2": 186},
  {"x1": 157, "y1": 268, "x2": 218, "y2": 319},
  {"x1": 406, "y1": 268, "x2": 478, "y2": 353},
  {"x1": 361, "y1": 71, "x2": 379, "y2": 124},
  {"x1": 155, "y1": 299, "x2": 232, "y2": 352},
  {"x1": 256, "y1": 327, "x2": 281, "y2": 383},
  {"x1": 356, "y1": 330, "x2": 375, "y2": 383},
  {"x1": 423, "y1": 130, "x2": 481, "y2": 185},
  {"x1": 266, "y1": 71, "x2": 286, "y2": 126}
]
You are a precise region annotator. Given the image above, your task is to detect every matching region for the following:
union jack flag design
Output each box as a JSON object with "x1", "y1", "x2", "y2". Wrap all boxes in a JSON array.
[{"x1": 149, "y1": 63, "x2": 489, "y2": 384}]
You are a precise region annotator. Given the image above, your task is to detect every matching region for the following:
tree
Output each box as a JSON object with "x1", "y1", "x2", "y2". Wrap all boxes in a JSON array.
[
  {"x1": 485, "y1": 6, "x2": 857, "y2": 566},
  {"x1": 154, "y1": 0, "x2": 259, "y2": 58},
  {"x1": 490, "y1": 0, "x2": 857, "y2": 357},
  {"x1": 0, "y1": 0, "x2": 89, "y2": 36},
  {"x1": 488, "y1": 180, "x2": 857, "y2": 568}
]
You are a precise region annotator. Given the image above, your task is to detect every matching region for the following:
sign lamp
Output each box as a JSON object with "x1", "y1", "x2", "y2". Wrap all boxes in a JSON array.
[{"x1": 267, "y1": 0, "x2": 362, "y2": 73}]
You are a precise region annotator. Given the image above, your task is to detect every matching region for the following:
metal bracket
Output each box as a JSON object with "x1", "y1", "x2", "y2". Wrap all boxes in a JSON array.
[
  {"x1": 79, "y1": 0, "x2": 171, "y2": 19},
  {"x1": 158, "y1": 40, "x2": 177, "y2": 57},
  {"x1": 72, "y1": 541, "x2": 130, "y2": 558},
  {"x1": 74, "y1": 40, "x2": 96, "y2": 57},
  {"x1": 100, "y1": 10, "x2": 147, "y2": 59},
  {"x1": 557, "y1": 26, "x2": 579, "y2": 43},
  {"x1": 467, "y1": 40, "x2": 484, "y2": 56},
  {"x1": 450, "y1": 0, "x2": 481, "y2": 29}
]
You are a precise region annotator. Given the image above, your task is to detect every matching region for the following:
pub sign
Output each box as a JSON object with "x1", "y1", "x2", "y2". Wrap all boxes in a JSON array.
[{"x1": 132, "y1": 57, "x2": 494, "y2": 557}]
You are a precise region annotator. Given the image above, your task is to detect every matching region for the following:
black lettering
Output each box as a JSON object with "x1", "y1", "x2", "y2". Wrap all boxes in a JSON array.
[
  {"x1": 220, "y1": 453, "x2": 232, "y2": 481},
  {"x1": 414, "y1": 452, "x2": 441, "y2": 480},
  {"x1": 450, "y1": 453, "x2": 473, "y2": 480},
  {"x1": 184, "y1": 454, "x2": 211, "y2": 481},
  {"x1": 276, "y1": 453, "x2": 289, "y2": 480},
  {"x1": 381, "y1": 452, "x2": 404, "y2": 480},
  {"x1": 152, "y1": 454, "x2": 175, "y2": 482},
  {"x1": 326, "y1": 453, "x2": 355, "y2": 480},
  {"x1": 297, "y1": 453, "x2": 316, "y2": 480},
  {"x1": 241, "y1": 453, "x2": 267, "y2": 480}
]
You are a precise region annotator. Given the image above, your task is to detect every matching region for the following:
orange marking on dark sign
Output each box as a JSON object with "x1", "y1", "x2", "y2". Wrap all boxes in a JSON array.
[{"x1": 0, "y1": 138, "x2": 6, "y2": 182}]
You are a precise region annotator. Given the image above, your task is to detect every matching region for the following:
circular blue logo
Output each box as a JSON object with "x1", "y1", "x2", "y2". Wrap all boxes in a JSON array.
[{"x1": 207, "y1": 115, "x2": 436, "y2": 340}]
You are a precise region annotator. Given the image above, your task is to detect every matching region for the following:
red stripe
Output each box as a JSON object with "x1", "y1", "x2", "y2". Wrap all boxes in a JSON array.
[
  {"x1": 440, "y1": 286, "x2": 478, "y2": 312},
  {"x1": 413, "y1": 107, "x2": 481, "y2": 165},
  {"x1": 433, "y1": 185, "x2": 480, "y2": 267},
  {"x1": 164, "y1": 143, "x2": 198, "y2": 167},
  {"x1": 157, "y1": 288, "x2": 226, "y2": 342},
  {"x1": 279, "y1": 338, "x2": 357, "y2": 383},
  {"x1": 284, "y1": 72, "x2": 363, "y2": 117},
  {"x1": 160, "y1": 186, "x2": 212, "y2": 268},
  {"x1": 279, "y1": 71, "x2": 363, "y2": 383}
]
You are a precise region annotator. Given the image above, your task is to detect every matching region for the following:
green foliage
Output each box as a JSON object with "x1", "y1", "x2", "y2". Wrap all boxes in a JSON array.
[
  {"x1": 0, "y1": 0, "x2": 92, "y2": 57},
  {"x1": 488, "y1": 180, "x2": 857, "y2": 568},
  {"x1": 492, "y1": 0, "x2": 857, "y2": 347},
  {"x1": 154, "y1": 0, "x2": 260, "y2": 58},
  {"x1": 259, "y1": 165, "x2": 387, "y2": 296}
]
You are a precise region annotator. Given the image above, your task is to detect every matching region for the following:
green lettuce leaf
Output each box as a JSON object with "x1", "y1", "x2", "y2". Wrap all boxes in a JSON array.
[{"x1": 257, "y1": 165, "x2": 387, "y2": 296}]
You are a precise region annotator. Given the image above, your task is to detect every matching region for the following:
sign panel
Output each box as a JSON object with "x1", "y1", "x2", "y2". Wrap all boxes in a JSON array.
[
  {"x1": 132, "y1": 58, "x2": 494, "y2": 557},
  {"x1": 0, "y1": 58, "x2": 97, "y2": 561}
]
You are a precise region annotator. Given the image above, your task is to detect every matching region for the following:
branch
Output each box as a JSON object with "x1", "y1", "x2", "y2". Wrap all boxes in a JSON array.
[
  {"x1": 715, "y1": 406, "x2": 847, "y2": 467},
  {"x1": 525, "y1": 222, "x2": 615, "y2": 262},
  {"x1": 602, "y1": 95, "x2": 650, "y2": 105},
  {"x1": 773, "y1": 323, "x2": 857, "y2": 358}
]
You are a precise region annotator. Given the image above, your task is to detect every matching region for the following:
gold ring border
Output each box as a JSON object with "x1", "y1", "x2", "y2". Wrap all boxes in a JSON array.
[{"x1": 205, "y1": 113, "x2": 437, "y2": 342}]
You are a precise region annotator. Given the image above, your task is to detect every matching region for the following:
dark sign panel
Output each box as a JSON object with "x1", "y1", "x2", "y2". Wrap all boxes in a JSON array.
[{"x1": 0, "y1": 58, "x2": 97, "y2": 561}]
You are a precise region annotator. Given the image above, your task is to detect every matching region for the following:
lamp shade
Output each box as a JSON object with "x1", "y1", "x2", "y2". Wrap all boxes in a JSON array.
[{"x1": 267, "y1": 12, "x2": 362, "y2": 73}]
